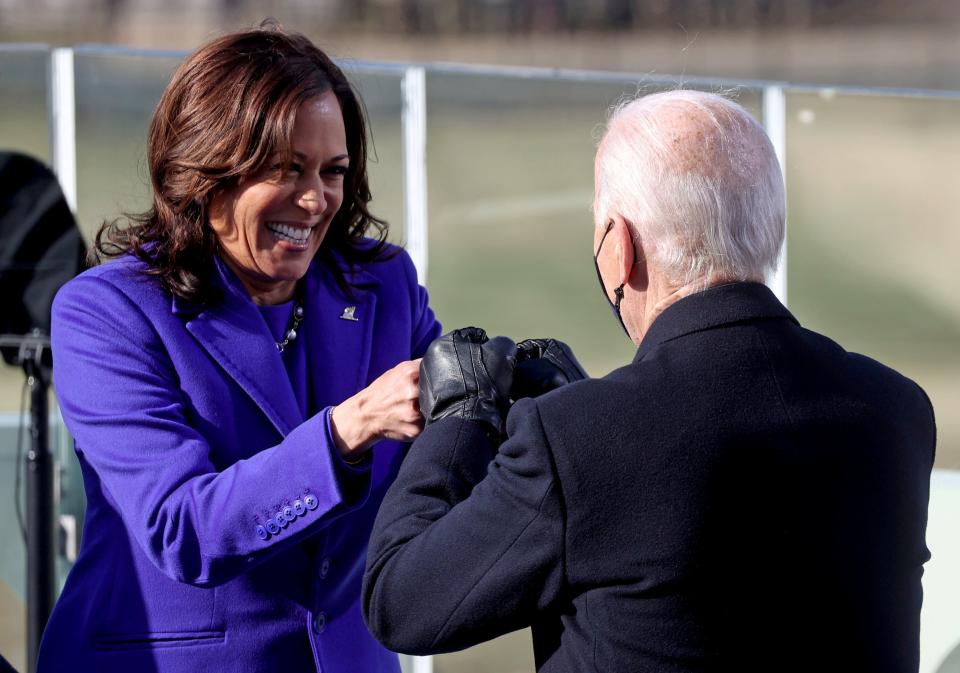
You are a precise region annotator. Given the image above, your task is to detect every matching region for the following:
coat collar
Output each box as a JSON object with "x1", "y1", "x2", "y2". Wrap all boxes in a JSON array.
[
  {"x1": 633, "y1": 282, "x2": 798, "y2": 363},
  {"x1": 301, "y1": 252, "x2": 380, "y2": 413},
  {"x1": 172, "y1": 251, "x2": 381, "y2": 436}
]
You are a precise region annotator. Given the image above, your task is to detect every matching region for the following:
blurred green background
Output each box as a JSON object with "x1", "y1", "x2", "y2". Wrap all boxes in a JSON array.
[{"x1": 2, "y1": 20, "x2": 959, "y2": 673}]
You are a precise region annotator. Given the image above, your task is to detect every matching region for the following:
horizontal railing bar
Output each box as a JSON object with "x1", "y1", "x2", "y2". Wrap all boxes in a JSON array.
[
  {"x1": 414, "y1": 62, "x2": 960, "y2": 100},
  {"x1": 782, "y1": 82, "x2": 960, "y2": 101},
  {"x1": 0, "y1": 42, "x2": 50, "y2": 52},
  {"x1": 69, "y1": 43, "x2": 187, "y2": 60},
  {"x1": 5, "y1": 42, "x2": 958, "y2": 101},
  {"x1": 419, "y1": 60, "x2": 775, "y2": 88}
]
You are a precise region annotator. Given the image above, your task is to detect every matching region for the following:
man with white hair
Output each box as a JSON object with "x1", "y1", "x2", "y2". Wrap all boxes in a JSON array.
[{"x1": 362, "y1": 90, "x2": 936, "y2": 672}]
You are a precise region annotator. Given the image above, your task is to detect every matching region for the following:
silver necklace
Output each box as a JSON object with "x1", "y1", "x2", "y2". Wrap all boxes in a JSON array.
[{"x1": 276, "y1": 301, "x2": 305, "y2": 353}]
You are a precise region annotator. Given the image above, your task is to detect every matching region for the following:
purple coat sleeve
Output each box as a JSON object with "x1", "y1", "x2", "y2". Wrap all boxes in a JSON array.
[{"x1": 51, "y1": 275, "x2": 371, "y2": 587}]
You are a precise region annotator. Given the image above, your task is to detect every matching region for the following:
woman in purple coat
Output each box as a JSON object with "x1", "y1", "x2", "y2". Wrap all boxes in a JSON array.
[{"x1": 38, "y1": 25, "x2": 439, "y2": 673}]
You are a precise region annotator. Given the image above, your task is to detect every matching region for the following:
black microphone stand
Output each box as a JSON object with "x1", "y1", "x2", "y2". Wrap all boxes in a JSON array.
[{"x1": 1, "y1": 332, "x2": 54, "y2": 673}]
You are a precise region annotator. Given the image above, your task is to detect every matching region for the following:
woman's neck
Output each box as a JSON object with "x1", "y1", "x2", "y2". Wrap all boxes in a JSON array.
[
  {"x1": 246, "y1": 281, "x2": 297, "y2": 306},
  {"x1": 218, "y1": 254, "x2": 297, "y2": 306}
]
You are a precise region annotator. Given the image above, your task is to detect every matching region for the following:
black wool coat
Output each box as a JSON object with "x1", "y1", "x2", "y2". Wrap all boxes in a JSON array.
[{"x1": 363, "y1": 282, "x2": 936, "y2": 673}]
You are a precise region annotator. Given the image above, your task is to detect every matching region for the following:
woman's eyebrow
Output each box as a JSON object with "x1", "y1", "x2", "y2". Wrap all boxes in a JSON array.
[{"x1": 292, "y1": 151, "x2": 349, "y2": 163}]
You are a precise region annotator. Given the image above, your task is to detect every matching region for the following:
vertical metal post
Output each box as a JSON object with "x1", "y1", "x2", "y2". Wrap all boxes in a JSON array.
[
  {"x1": 400, "y1": 65, "x2": 434, "y2": 673},
  {"x1": 49, "y1": 47, "x2": 78, "y2": 214},
  {"x1": 762, "y1": 84, "x2": 787, "y2": 306},
  {"x1": 24, "y1": 358, "x2": 53, "y2": 673},
  {"x1": 31, "y1": 46, "x2": 75, "y2": 672},
  {"x1": 399, "y1": 653, "x2": 435, "y2": 673},
  {"x1": 412, "y1": 654, "x2": 435, "y2": 673},
  {"x1": 401, "y1": 66, "x2": 428, "y2": 285}
]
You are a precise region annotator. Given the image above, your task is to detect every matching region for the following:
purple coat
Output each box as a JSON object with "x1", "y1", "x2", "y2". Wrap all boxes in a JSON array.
[{"x1": 38, "y1": 244, "x2": 440, "y2": 673}]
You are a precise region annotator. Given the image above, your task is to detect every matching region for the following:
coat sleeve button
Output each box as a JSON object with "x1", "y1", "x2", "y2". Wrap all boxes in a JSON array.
[
  {"x1": 283, "y1": 505, "x2": 296, "y2": 522},
  {"x1": 275, "y1": 512, "x2": 289, "y2": 528},
  {"x1": 255, "y1": 525, "x2": 269, "y2": 540},
  {"x1": 266, "y1": 519, "x2": 280, "y2": 535},
  {"x1": 304, "y1": 494, "x2": 319, "y2": 510},
  {"x1": 293, "y1": 499, "x2": 306, "y2": 516}
]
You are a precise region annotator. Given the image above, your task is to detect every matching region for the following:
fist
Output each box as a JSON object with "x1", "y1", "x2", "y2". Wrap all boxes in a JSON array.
[
  {"x1": 419, "y1": 327, "x2": 516, "y2": 434},
  {"x1": 330, "y1": 358, "x2": 424, "y2": 459},
  {"x1": 512, "y1": 338, "x2": 588, "y2": 400}
]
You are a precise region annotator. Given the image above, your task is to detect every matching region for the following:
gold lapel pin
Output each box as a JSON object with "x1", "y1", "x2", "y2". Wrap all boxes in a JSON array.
[{"x1": 339, "y1": 306, "x2": 359, "y2": 322}]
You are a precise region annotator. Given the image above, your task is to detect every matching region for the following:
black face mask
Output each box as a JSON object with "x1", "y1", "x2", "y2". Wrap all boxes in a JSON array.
[{"x1": 593, "y1": 221, "x2": 630, "y2": 339}]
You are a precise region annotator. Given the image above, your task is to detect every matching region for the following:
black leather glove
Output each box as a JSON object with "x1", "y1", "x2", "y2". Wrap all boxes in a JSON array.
[
  {"x1": 419, "y1": 327, "x2": 517, "y2": 434},
  {"x1": 512, "y1": 338, "x2": 589, "y2": 400}
]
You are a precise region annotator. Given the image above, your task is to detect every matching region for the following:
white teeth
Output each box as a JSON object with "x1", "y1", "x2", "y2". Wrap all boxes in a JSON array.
[{"x1": 266, "y1": 222, "x2": 312, "y2": 243}]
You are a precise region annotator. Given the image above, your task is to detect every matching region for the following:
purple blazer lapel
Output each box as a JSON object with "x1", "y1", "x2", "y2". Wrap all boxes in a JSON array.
[
  {"x1": 303, "y1": 256, "x2": 380, "y2": 410},
  {"x1": 172, "y1": 259, "x2": 302, "y2": 436}
]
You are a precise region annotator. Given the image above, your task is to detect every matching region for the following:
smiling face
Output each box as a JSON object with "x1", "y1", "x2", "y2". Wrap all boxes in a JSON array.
[{"x1": 208, "y1": 91, "x2": 349, "y2": 305}]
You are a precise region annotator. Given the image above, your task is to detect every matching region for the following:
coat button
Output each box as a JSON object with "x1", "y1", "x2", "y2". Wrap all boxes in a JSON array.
[
  {"x1": 304, "y1": 494, "x2": 319, "y2": 510},
  {"x1": 275, "y1": 512, "x2": 288, "y2": 528},
  {"x1": 265, "y1": 519, "x2": 280, "y2": 535},
  {"x1": 312, "y1": 611, "x2": 326, "y2": 635},
  {"x1": 255, "y1": 525, "x2": 269, "y2": 540},
  {"x1": 319, "y1": 557, "x2": 331, "y2": 579},
  {"x1": 293, "y1": 499, "x2": 306, "y2": 516},
  {"x1": 282, "y1": 505, "x2": 296, "y2": 522}
]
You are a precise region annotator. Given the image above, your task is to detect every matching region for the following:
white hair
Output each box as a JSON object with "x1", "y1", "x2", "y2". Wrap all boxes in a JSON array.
[{"x1": 593, "y1": 89, "x2": 785, "y2": 288}]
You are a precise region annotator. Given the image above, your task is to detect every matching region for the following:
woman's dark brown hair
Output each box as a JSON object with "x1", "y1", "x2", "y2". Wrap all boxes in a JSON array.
[{"x1": 94, "y1": 21, "x2": 390, "y2": 304}]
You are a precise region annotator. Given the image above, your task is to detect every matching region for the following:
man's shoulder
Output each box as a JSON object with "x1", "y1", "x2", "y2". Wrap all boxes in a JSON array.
[
  {"x1": 784, "y1": 321, "x2": 930, "y2": 403},
  {"x1": 841, "y1": 345, "x2": 933, "y2": 420},
  {"x1": 843, "y1": 346, "x2": 918, "y2": 386},
  {"x1": 525, "y1": 364, "x2": 648, "y2": 429}
]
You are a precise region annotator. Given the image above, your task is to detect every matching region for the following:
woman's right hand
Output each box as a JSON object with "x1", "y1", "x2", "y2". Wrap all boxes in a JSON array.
[{"x1": 329, "y1": 359, "x2": 424, "y2": 461}]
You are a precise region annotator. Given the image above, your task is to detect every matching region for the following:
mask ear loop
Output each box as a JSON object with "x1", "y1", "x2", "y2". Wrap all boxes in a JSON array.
[{"x1": 607, "y1": 221, "x2": 627, "y2": 311}]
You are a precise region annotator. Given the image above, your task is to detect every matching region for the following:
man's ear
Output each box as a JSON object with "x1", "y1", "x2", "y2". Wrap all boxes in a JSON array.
[{"x1": 610, "y1": 213, "x2": 640, "y2": 287}]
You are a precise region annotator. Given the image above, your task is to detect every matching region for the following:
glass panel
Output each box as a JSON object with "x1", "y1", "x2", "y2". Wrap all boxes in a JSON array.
[
  {"x1": 0, "y1": 47, "x2": 50, "y2": 164},
  {"x1": 0, "y1": 46, "x2": 51, "y2": 673},
  {"x1": 784, "y1": 89, "x2": 960, "y2": 673},
  {"x1": 0, "y1": 413, "x2": 27, "y2": 672},
  {"x1": 73, "y1": 50, "x2": 182, "y2": 242},
  {"x1": 434, "y1": 628, "x2": 534, "y2": 673},
  {"x1": 784, "y1": 90, "x2": 960, "y2": 469},
  {"x1": 343, "y1": 67, "x2": 405, "y2": 245},
  {"x1": 0, "y1": 44, "x2": 53, "y2": 461},
  {"x1": 425, "y1": 70, "x2": 761, "y2": 379}
]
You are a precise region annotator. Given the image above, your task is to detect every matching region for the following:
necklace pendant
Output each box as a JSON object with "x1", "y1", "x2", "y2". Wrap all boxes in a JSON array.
[{"x1": 274, "y1": 298, "x2": 304, "y2": 353}]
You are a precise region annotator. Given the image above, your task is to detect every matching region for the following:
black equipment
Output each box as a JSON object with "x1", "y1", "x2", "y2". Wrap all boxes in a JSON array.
[{"x1": 0, "y1": 151, "x2": 87, "y2": 673}]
